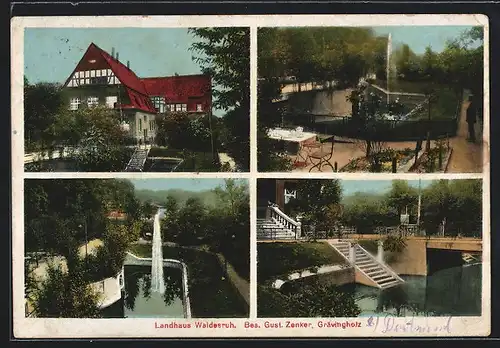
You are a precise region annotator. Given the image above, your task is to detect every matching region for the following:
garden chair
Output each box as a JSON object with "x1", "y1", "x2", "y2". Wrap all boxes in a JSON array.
[
  {"x1": 292, "y1": 135, "x2": 321, "y2": 169},
  {"x1": 308, "y1": 135, "x2": 335, "y2": 172}
]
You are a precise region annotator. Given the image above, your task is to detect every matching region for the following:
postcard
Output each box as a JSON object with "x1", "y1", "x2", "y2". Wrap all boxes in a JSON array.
[{"x1": 11, "y1": 14, "x2": 490, "y2": 338}]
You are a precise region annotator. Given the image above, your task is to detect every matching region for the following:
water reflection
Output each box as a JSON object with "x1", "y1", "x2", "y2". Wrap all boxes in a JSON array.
[
  {"x1": 122, "y1": 265, "x2": 184, "y2": 318},
  {"x1": 341, "y1": 264, "x2": 482, "y2": 317}
]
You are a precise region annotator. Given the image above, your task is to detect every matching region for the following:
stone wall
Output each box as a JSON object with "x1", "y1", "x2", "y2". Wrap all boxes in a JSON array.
[{"x1": 386, "y1": 239, "x2": 427, "y2": 276}]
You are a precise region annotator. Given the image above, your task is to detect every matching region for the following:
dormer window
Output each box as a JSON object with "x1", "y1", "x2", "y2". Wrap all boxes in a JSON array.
[{"x1": 151, "y1": 96, "x2": 165, "y2": 113}]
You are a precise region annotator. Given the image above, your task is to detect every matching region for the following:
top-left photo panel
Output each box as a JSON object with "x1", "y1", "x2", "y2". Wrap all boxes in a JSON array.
[{"x1": 22, "y1": 27, "x2": 250, "y2": 172}]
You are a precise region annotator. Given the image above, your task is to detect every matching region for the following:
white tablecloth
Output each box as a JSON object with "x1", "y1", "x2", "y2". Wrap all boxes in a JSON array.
[{"x1": 267, "y1": 128, "x2": 317, "y2": 143}]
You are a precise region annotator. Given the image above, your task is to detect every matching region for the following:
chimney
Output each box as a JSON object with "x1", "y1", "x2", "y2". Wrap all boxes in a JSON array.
[
  {"x1": 111, "y1": 47, "x2": 115, "y2": 58},
  {"x1": 127, "y1": 60, "x2": 130, "y2": 69},
  {"x1": 116, "y1": 52, "x2": 119, "y2": 61}
]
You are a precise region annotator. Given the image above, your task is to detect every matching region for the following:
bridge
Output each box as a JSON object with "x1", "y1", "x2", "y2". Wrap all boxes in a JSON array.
[{"x1": 345, "y1": 234, "x2": 482, "y2": 252}]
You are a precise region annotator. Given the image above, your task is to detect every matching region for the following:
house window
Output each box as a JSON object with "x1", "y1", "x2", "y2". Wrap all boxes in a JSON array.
[
  {"x1": 196, "y1": 103, "x2": 203, "y2": 112},
  {"x1": 106, "y1": 96, "x2": 118, "y2": 108},
  {"x1": 151, "y1": 96, "x2": 165, "y2": 113},
  {"x1": 69, "y1": 97, "x2": 81, "y2": 111},
  {"x1": 90, "y1": 76, "x2": 107, "y2": 85},
  {"x1": 139, "y1": 118, "x2": 142, "y2": 131},
  {"x1": 175, "y1": 104, "x2": 182, "y2": 112},
  {"x1": 181, "y1": 104, "x2": 187, "y2": 112},
  {"x1": 87, "y1": 96, "x2": 99, "y2": 108}
]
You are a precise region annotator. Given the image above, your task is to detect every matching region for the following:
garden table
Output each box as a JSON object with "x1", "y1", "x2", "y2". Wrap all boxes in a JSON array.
[{"x1": 267, "y1": 128, "x2": 318, "y2": 165}]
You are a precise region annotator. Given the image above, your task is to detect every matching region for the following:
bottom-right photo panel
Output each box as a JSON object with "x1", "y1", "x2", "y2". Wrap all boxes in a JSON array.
[{"x1": 256, "y1": 178, "x2": 483, "y2": 318}]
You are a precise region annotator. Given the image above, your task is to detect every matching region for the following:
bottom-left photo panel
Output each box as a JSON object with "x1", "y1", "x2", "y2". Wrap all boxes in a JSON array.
[{"x1": 23, "y1": 178, "x2": 250, "y2": 319}]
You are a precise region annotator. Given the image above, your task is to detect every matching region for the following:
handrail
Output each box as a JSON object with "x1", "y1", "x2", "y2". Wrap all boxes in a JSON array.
[
  {"x1": 267, "y1": 205, "x2": 301, "y2": 239},
  {"x1": 268, "y1": 205, "x2": 299, "y2": 227},
  {"x1": 355, "y1": 243, "x2": 405, "y2": 283}
]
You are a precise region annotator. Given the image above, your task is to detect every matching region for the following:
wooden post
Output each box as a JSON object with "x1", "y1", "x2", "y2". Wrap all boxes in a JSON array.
[
  {"x1": 391, "y1": 157, "x2": 397, "y2": 173},
  {"x1": 438, "y1": 146, "x2": 443, "y2": 169},
  {"x1": 334, "y1": 161, "x2": 338, "y2": 172},
  {"x1": 377, "y1": 240, "x2": 384, "y2": 263}
]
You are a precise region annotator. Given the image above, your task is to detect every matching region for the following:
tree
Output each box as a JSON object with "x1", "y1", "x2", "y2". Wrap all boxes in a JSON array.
[
  {"x1": 421, "y1": 180, "x2": 452, "y2": 235},
  {"x1": 287, "y1": 180, "x2": 343, "y2": 236},
  {"x1": 161, "y1": 195, "x2": 180, "y2": 240},
  {"x1": 32, "y1": 263, "x2": 101, "y2": 318},
  {"x1": 386, "y1": 180, "x2": 418, "y2": 217},
  {"x1": 24, "y1": 82, "x2": 66, "y2": 151},
  {"x1": 175, "y1": 197, "x2": 207, "y2": 245},
  {"x1": 342, "y1": 192, "x2": 397, "y2": 234},
  {"x1": 211, "y1": 179, "x2": 250, "y2": 279},
  {"x1": 189, "y1": 28, "x2": 250, "y2": 170}
]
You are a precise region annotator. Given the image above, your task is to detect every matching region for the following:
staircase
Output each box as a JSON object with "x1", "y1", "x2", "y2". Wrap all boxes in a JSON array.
[
  {"x1": 257, "y1": 218, "x2": 296, "y2": 240},
  {"x1": 125, "y1": 147, "x2": 150, "y2": 172},
  {"x1": 462, "y1": 253, "x2": 480, "y2": 264},
  {"x1": 329, "y1": 240, "x2": 404, "y2": 290}
]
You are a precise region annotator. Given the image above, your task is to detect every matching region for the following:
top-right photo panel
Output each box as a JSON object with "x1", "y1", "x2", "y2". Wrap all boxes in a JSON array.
[{"x1": 257, "y1": 26, "x2": 486, "y2": 173}]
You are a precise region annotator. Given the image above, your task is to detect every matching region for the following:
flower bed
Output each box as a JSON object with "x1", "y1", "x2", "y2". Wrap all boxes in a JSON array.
[
  {"x1": 340, "y1": 148, "x2": 416, "y2": 173},
  {"x1": 408, "y1": 146, "x2": 452, "y2": 173}
]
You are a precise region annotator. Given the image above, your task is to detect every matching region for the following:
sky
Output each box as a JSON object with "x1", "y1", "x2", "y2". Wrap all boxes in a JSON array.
[
  {"x1": 24, "y1": 28, "x2": 223, "y2": 117},
  {"x1": 128, "y1": 178, "x2": 247, "y2": 192},
  {"x1": 372, "y1": 25, "x2": 479, "y2": 54},
  {"x1": 341, "y1": 179, "x2": 433, "y2": 197}
]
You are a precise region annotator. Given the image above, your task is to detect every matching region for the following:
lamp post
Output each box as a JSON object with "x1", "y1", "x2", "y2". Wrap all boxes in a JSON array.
[{"x1": 78, "y1": 219, "x2": 88, "y2": 259}]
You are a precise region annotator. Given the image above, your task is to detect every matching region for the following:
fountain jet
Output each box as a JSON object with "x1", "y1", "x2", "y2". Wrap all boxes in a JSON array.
[
  {"x1": 151, "y1": 209, "x2": 165, "y2": 294},
  {"x1": 386, "y1": 33, "x2": 392, "y2": 104}
]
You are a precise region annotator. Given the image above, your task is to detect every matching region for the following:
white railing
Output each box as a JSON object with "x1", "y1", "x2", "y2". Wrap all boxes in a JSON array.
[
  {"x1": 267, "y1": 205, "x2": 301, "y2": 239},
  {"x1": 375, "y1": 225, "x2": 423, "y2": 237}
]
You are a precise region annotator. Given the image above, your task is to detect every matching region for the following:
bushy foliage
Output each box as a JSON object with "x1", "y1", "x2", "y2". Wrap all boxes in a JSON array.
[
  {"x1": 160, "y1": 179, "x2": 250, "y2": 280},
  {"x1": 32, "y1": 263, "x2": 101, "y2": 318},
  {"x1": 258, "y1": 280, "x2": 361, "y2": 318}
]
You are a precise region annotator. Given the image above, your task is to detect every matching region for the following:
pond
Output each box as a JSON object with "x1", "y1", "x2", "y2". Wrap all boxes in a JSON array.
[
  {"x1": 145, "y1": 158, "x2": 184, "y2": 172},
  {"x1": 339, "y1": 264, "x2": 482, "y2": 317},
  {"x1": 101, "y1": 265, "x2": 186, "y2": 318}
]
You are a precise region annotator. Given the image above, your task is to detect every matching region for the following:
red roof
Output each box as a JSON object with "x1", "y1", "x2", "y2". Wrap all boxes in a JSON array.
[
  {"x1": 107, "y1": 211, "x2": 127, "y2": 220},
  {"x1": 141, "y1": 75, "x2": 211, "y2": 103},
  {"x1": 65, "y1": 43, "x2": 211, "y2": 113},
  {"x1": 65, "y1": 43, "x2": 156, "y2": 113}
]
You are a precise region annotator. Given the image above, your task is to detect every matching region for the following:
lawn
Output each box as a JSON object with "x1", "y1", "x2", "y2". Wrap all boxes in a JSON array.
[
  {"x1": 257, "y1": 241, "x2": 347, "y2": 283},
  {"x1": 128, "y1": 244, "x2": 248, "y2": 318}
]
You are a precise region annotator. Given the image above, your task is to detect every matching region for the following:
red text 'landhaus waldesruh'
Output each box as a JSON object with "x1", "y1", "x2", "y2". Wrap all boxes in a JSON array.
[{"x1": 63, "y1": 43, "x2": 212, "y2": 143}]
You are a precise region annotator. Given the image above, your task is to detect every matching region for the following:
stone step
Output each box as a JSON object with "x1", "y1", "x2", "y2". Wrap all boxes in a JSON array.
[
  {"x1": 381, "y1": 280, "x2": 401, "y2": 289},
  {"x1": 366, "y1": 269, "x2": 386, "y2": 277},
  {"x1": 377, "y1": 276, "x2": 396, "y2": 284},
  {"x1": 357, "y1": 260, "x2": 376, "y2": 267}
]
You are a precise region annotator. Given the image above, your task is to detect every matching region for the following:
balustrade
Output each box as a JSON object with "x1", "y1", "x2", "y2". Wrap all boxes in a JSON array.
[{"x1": 266, "y1": 205, "x2": 301, "y2": 239}]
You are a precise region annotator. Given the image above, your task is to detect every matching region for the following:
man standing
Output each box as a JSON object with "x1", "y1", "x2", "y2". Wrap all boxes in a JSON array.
[{"x1": 466, "y1": 95, "x2": 477, "y2": 143}]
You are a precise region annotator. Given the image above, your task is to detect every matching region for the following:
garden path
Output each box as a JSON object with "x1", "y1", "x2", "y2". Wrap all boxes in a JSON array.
[{"x1": 446, "y1": 99, "x2": 484, "y2": 173}]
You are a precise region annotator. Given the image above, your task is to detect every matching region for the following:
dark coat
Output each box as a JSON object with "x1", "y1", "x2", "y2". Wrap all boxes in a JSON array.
[{"x1": 466, "y1": 102, "x2": 477, "y2": 124}]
